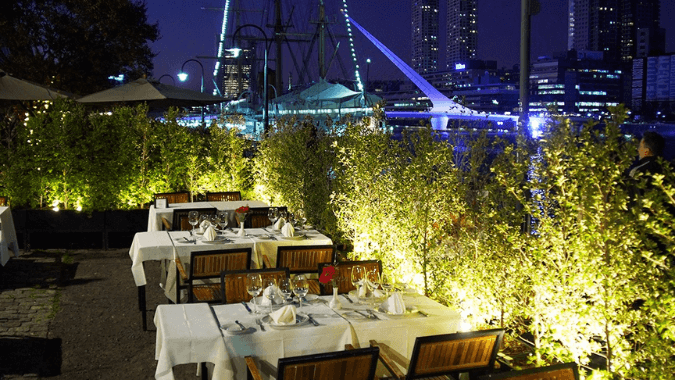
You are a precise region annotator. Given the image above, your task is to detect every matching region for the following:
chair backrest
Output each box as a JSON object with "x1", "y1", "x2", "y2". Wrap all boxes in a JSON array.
[
  {"x1": 245, "y1": 206, "x2": 288, "y2": 228},
  {"x1": 154, "y1": 192, "x2": 190, "y2": 204},
  {"x1": 478, "y1": 363, "x2": 579, "y2": 380},
  {"x1": 189, "y1": 248, "x2": 252, "y2": 280},
  {"x1": 407, "y1": 329, "x2": 505, "y2": 379},
  {"x1": 276, "y1": 245, "x2": 335, "y2": 274},
  {"x1": 172, "y1": 207, "x2": 218, "y2": 231},
  {"x1": 0, "y1": 196, "x2": 6, "y2": 206},
  {"x1": 277, "y1": 346, "x2": 380, "y2": 380},
  {"x1": 220, "y1": 267, "x2": 290, "y2": 304},
  {"x1": 318, "y1": 260, "x2": 382, "y2": 295},
  {"x1": 206, "y1": 191, "x2": 241, "y2": 201}
]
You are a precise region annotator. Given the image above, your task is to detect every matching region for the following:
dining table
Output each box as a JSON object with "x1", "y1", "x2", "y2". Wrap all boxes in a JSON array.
[
  {"x1": 0, "y1": 206, "x2": 20, "y2": 267},
  {"x1": 147, "y1": 200, "x2": 268, "y2": 232},
  {"x1": 129, "y1": 227, "x2": 333, "y2": 330},
  {"x1": 154, "y1": 292, "x2": 462, "y2": 380}
]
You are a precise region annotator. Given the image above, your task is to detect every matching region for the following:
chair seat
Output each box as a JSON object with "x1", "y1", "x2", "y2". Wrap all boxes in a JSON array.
[{"x1": 191, "y1": 284, "x2": 223, "y2": 303}]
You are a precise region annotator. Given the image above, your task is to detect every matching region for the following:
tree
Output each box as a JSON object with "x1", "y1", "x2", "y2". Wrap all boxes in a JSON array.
[{"x1": 0, "y1": 0, "x2": 159, "y2": 95}]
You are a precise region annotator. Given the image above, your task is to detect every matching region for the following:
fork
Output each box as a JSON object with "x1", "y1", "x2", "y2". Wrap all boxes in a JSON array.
[{"x1": 256, "y1": 318, "x2": 265, "y2": 332}]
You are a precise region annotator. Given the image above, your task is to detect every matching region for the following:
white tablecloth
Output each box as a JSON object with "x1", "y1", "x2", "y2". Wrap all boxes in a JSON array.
[
  {"x1": 154, "y1": 295, "x2": 462, "y2": 380},
  {"x1": 147, "y1": 201, "x2": 269, "y2": 231},
  {"x1": 0, "y1": 206, "x2": 19, "y2": 266},
  {"x1": 128, "y1": 228, "x2": 333, "y2": 301}
]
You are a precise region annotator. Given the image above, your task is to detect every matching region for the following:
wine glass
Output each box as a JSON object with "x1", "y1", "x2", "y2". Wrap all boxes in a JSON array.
[
  {"x1": 279, "y1": 277, "x2": 293, "y2": 304},
  {"x1": 296, "y1": 209, "x2": 307, "y2": 232},
  {"x1": 278, "y1": 210, "x2": 287, "y2": 224},
  {"x1": 246, "y1": 273, "x2": 262, "y2": 314},
  {"x1": 366, "y1": 269, "x2": 381, "y2": 304},
  {"x1": 380, "y1": 273, "x2": 393, "y2": 298},
  {"x1": 351, "y1": 266, "x2": 365, "y2": 304},
  {"x1": 268, "y1": 208, "x2": 278, "y2": 228},
  {"x1": 217, "y1": 211, "x2": 229, "y2": 232},
  {"x1": 199, "y1": 214, "x2": 209, "y2": 230},
  {"x1": 209, "y1": 214, "x2": 220, "y2": 230},
  {"x1": 292, "y1": 275, "x2": 309, "y2": 311},
  {"x1": 263, "y1": 278, "x2": 277, "y2": 314},
  {"x1": 188, "y1": 211, "x2": 199, "y2": 235}
]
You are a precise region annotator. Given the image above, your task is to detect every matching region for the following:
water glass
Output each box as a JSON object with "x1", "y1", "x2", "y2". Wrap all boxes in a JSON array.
[
  {"x1": 292, "y1": 275, "x2": 309, "y2": 310},
  {"x1": 188, "y1": 211, "x2": 199, "y2": 234},
  {"x1": 246, "y1": 274, "x2": 262, "y2": 314},
  {"x1": 279, "y1": 277, "x2": 293, "y2": 304},
  {"x1": 351, "y1": 266, "x2": 365, "y2": 304}
]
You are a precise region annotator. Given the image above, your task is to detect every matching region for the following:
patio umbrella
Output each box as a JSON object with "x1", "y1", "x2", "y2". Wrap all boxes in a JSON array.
[
  {"x1": 76, "y1": 78, "x2": 227, "y2": 109},
  {"x1": 0, "y1": 69, "x2": 70, "y2": 101}
]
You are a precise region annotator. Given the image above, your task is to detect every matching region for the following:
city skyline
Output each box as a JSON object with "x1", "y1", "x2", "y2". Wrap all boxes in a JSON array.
[{"x1": 146, "y1": 0, "x2": 675, "y2": 93}]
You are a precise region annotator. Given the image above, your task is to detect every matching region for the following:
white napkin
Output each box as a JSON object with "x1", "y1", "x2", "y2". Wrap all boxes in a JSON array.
[
  {"x1": 261, "y1": 286, "x2": 283, "y2": 305},
  {"x1": 199, "y1": 220, "x2": 210, "y2": 233},
  {"x1": 273, "y1": 218, "x2": 285, "y2": 230},
  {"x1": 269, "y1": 305, "x2": 296, "y2": 325},
  {"x1": 372, "y1": 289, "x2": 384, "y2": 298},
  {"x1": 203, "y1": 225, "x2": 217, "y2": 241},
  {"x1": 380, "y1": 292, "x2": 406, "y2": 314},
  {"x1": 358, "y1": 284, "x2": 367, "y2": 298},
  {"x1": 281, "y1": 223, "x2": 295, "y2": 237}
]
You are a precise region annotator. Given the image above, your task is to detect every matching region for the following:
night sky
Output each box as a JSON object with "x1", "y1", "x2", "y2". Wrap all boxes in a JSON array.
[{"x1": 145, "y1": 0, "x2": 675, "y2": 93}]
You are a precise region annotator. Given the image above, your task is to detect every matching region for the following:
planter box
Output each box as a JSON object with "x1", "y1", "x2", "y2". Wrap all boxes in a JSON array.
[{"x1": 12, "y1": 209, "x2": 148, "y2": 250}]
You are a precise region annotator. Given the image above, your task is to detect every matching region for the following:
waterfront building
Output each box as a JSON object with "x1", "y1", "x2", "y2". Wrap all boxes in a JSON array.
[
  {"x1": 528, "y1": 51, "x2": 623, "y2": 117},
  {"x1": 631, "y1": 54, "x2": 675, "y2": 120},
  {"x1": 221, "y1": 48, "x2": 253, "y2": 99},
  {"x1": 446, "y1": 0, "x2": 478, "y2": 69},
  {"x1": 568, "y1": 0, "x2": 664, "y2": 63},
  {"x1": 411, "y1": 0, "x2": 440, "y2": 74}
]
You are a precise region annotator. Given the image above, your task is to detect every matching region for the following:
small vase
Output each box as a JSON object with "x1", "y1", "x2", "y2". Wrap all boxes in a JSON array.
[
  {"x1": 329, "y1": 287, "x2": 342, "y2": 310},
  {"x1": 237, "y1": 222, "x2": 246, "y2": 236}
]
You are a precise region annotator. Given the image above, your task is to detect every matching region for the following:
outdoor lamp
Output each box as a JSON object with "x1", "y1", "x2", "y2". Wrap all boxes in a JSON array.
[{"x1": 178, "y1": 59, "x2": 205, "y2": 125}]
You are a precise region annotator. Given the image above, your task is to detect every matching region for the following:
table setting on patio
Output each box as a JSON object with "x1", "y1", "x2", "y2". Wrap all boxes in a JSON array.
[
  {"x1": 147, "y1": 200, "x2": 269, "y2": 232},
  {"x1": 154, "y1": 283, "x2": 461, "y2": 380}
]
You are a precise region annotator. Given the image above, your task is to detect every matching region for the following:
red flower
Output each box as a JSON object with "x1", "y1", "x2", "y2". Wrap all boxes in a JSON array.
[
  {"x1": 319, "y1": 266, "x2": 335, "y2": 284},
  {"x1": 235, "y1": 205, "x2": 249, "y2": 213}
]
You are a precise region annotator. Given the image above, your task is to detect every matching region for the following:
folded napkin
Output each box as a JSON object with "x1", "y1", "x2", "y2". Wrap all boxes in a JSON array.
[
  {"x1": 273, "y1": 217, "x2": 285, "y2": 231},
  {"x1": 203, "y1": 225, "x2": 218, "y2": 241},
  {"x1": 372, "y1": 289, "x2": 384, "y2": 298},
  {"x1": 281, "y1": 223, "x2": 295, "y2": 237},
  {"x1": 380, "y1": 292, "x2": 406, "y2": 314},
  {"x1": 358, "y1": 284, "x2": 367, "y2": 298},
  {"x1": 269, "y1": 305, "x2": 296, "y2": 325},
  {"x1": 199, "y1": 220, "x2": 210, "y2": 233},
  {"x1": 261, "y1": 285, "x2": 283, "y2": 305}
]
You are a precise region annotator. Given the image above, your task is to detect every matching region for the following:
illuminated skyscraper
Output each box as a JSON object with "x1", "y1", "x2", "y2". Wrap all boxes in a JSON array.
[
  {"x1": 568, "y1": 0, "x2": 663, "y2": 62},
  {"x1": 411, "y1": 0, "x2": 439, "y2": 74},
  {"x1": 446, "y1": 0, "x2": 477, "y2": 69}
]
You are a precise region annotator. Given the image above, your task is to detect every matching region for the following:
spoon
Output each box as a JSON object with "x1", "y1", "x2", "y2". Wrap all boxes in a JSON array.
[{"x1": 234, "y1": 320, "x2": 246, "y2": 330}]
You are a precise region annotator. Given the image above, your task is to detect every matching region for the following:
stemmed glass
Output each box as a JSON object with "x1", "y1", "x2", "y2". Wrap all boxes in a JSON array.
[
  {"x1": 188, "y1": 211, "x2": 199, "y2": 235},
  {"x1": 292, "y1": 275, "x2": 309, "y2": 311},
  {"x1": 381, "y1": 273, "x2": 393, "y2": 298},
  {"x1": 263, "y1": 278, "x2": 277, "y2": 314},
  {"x1": 296, "y1": 209, "x2": 307, "y2": 232},
  {"x1": 366, "y1": 269, "x2": 381, "y2": 304},
  {"x1": 209, "y1": 214, "x2": 220, "y2": 230},
  {"x1": 279, "y1": 277, "x2": 293, "y2": 304},
  {"x1": 246, "y1": 273, "x2": 262, "y2": 314},
  {"x1": 199, "y1": 214, "x2": 209, "y2": 230},
  {"x1": 217, "y1": 211, "x2": 229, "y2": 232},
  {"x1": 278, "y1": 210, "x2": 287, "y2": 224},
  {"x1": 351, "y1": 266, "x2": 365, "y2": 304},
  {"x1": 268, "y1": 208, "x2": 279, "y2": 228}
]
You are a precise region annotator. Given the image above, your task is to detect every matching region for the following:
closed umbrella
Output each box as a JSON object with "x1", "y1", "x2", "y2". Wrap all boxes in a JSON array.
[{"x1": 0, "y1": 69, "x2": 70, "y2": 101}]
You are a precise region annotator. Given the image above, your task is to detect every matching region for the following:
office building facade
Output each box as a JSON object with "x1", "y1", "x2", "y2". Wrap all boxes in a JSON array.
[
  {"x1": 446, "y1": 0, "x2": 478, "y2": 69},
  {"x1": 411, "y1": 0, "x2": 440, "y2": 74}
]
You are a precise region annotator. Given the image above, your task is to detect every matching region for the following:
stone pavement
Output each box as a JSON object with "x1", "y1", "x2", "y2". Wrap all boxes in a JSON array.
[{"x1": 0, "y1": 250, "x2": 70, "y2": 378}]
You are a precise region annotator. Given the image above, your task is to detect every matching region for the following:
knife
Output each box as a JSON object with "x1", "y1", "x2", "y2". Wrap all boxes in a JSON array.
[
  {"x1": 417, "y1": 310, "x2": 429, "y2": 317},
  {"x1": 343, "y1": 295, "x2": 354, "y2": 304},
  {"x1": 208, "y1": 305, "x2": 223, "y2": 332},
  {"x1": 307, "y1": 314, "x2": 320, "y2": 326},
  {"x1": 241, "y1": 301, "x2": 252, "y2": 313}
]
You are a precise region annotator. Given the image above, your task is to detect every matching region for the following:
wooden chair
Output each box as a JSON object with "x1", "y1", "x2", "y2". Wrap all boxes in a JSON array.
[
  {"x1": 245, "y1": 346, "x2": 380, "y2": 380},
  {"x1": 175, "y1": 248, "x2": 252, "y2": 303},
  {"x1": 0, "y1": 196, "x2": 6, "y2": 206},
  {"x1": 219, "y1": 267, "x2": 290, "y2": 304},
  {"x1": 244, "y1": 206, "x2": 288, "y2": 228},
  {"x1": 478, "y1": 362, "x2": 579, "y2": 380},
  {"x1": 205, "y1": 191, "x2": 242, "y2": 201},
  {"x1": 371, "y1": 329, "x2": 505, "y2": 380},
  {"x1": 154, "y1": 192, "x2": 190, "y2": 204},
  {"x1": 263, "y1": 245, "x2": 336, "y2": 295},
  {"x1": 318, "y1": 260, "x2": 381, "y2": 295},
  {"x1": 170, "y1": 207, "x2": 218, "y2": 231}
]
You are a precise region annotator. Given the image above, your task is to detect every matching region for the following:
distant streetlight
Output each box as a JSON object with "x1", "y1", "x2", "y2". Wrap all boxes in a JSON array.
[
  {"x1": 178, "y1": 59, "x2": 205, "y2": 125},
  {"x1": 232, "y1": 24, "x2": 271, "y2": 135},
  {"x1": 158, "y1": 74, "x2": 176, "y2": 86},
  {"x1": 366, "y1": 58, "x2": 371, "y2": 91}
]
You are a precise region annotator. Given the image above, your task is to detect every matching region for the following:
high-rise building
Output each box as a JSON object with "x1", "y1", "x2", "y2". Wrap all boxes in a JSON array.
[
  {"x1": 568, "y1": 0, "x2": 664, "y2": 62},
  {"x1": 411, "y1": 0, "x2": 440, "y2": 74},
  {"x1": 446, "y1": 0, "x2": 477, "y2": 69}
]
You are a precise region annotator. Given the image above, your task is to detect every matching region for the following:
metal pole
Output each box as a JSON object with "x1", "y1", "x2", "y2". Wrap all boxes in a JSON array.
[
  {"x1": 519, "y1": 0, "x2": 531, "y2": 130},
  {"x1": 180, "y1": 59, "x2": 205, "y2": 125}
]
